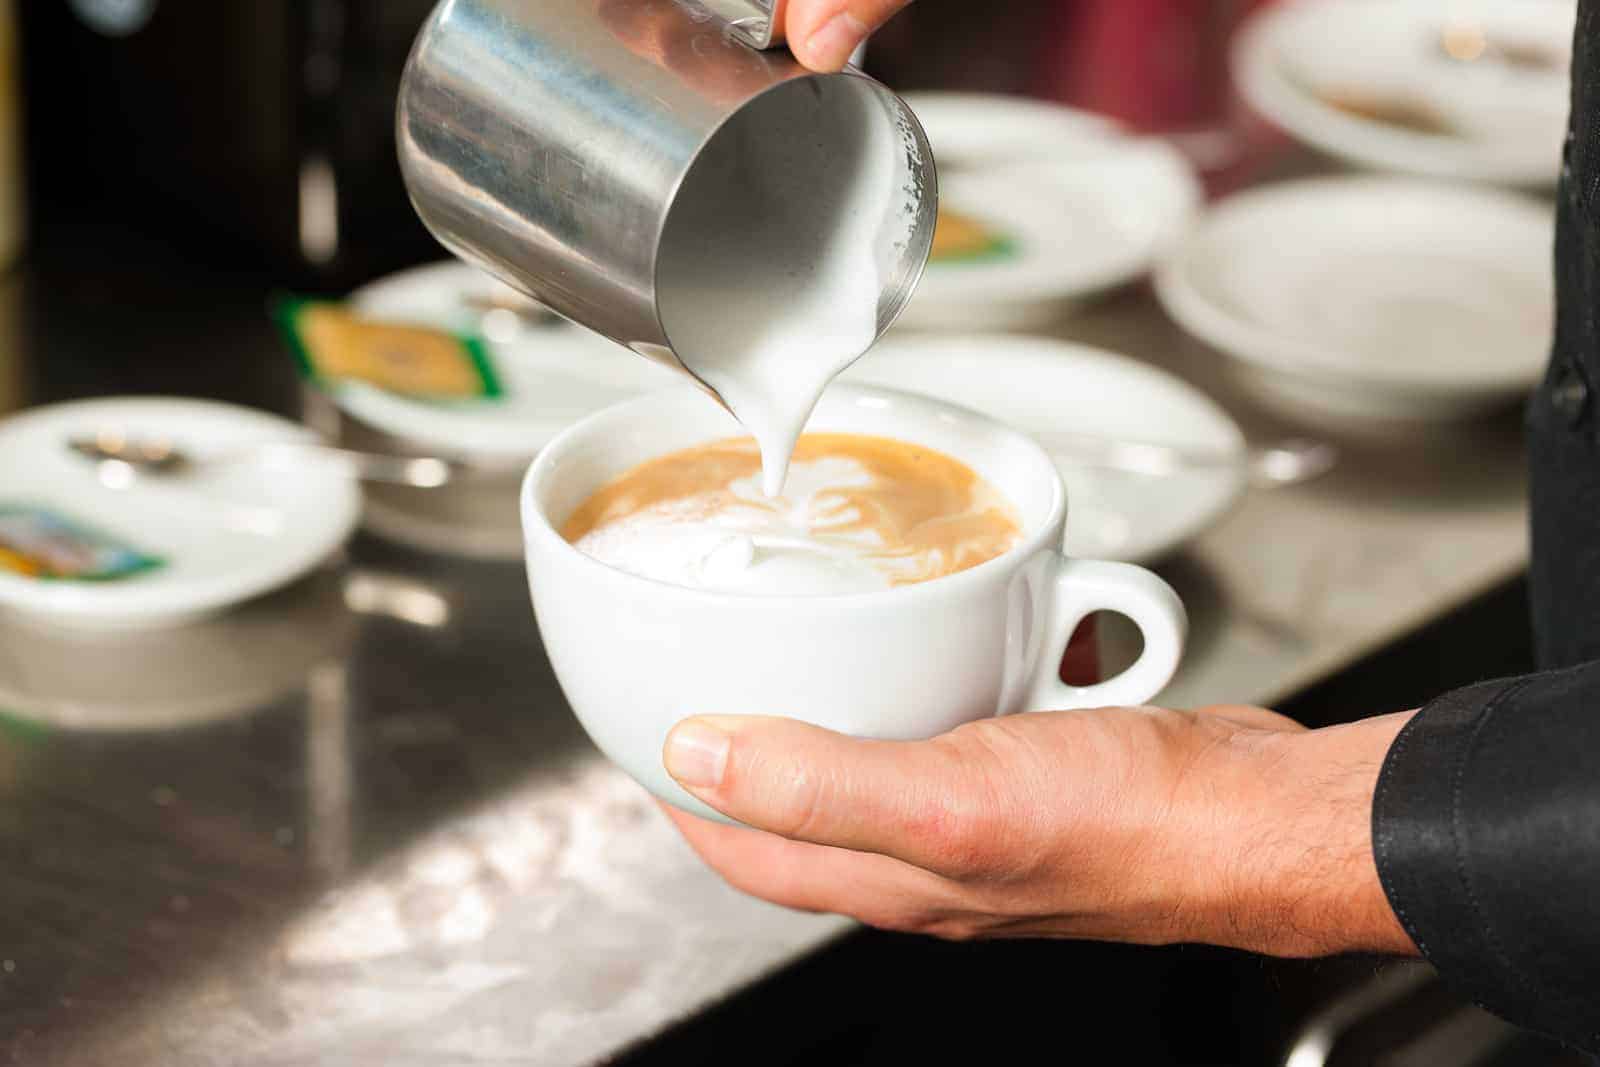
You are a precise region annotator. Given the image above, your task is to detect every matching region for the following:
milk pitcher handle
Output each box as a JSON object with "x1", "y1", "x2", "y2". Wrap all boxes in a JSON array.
[{"x1": 696, "y1": 0, "x2": 782, "y2": 48}]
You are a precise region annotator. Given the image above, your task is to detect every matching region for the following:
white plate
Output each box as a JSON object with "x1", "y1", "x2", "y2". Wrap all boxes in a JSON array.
[
  {"x1": 0, "y1": 398, "x2": 361, "y2": 630},
  {"x1": 1156, "y1": 176, "x2": 1554, "y2": 426},
  {"x1": 340, "y1": 262, "x2": 681, "y2": 458},
  {"x1": 904, "y1": 92, "x2": 1123, "y2": 170},
  {"x1": 897, "y1": 94, "x2": 1202, "y2": 332},
  {"x1": 842, "y1": 334, "x2": 1247, "y2": 564},
  {"x1": 1235, "y1": 0, "x2": 1575, "y2": 187}
]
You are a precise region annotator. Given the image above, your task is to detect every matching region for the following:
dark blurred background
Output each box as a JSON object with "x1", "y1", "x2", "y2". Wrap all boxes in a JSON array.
[
  {"x1": 19, "y1": 0, "x2": 440, "y2": 289},
  {"x1": 12, "y1": 0, "x2": 1274, "y2": 293}
]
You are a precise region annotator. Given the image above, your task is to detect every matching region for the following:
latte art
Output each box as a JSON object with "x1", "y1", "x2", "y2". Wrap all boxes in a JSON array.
[{"x1": 563, "y1": 434, "x2": 1023, "y2": 596}]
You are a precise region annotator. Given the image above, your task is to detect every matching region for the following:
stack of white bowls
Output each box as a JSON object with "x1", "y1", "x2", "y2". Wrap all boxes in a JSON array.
[{"x1": 1157, "y1": 0, "x2": 1571, "y2": 432}]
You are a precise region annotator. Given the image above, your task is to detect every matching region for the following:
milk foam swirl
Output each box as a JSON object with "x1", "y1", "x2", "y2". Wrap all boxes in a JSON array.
[{"x1": 563, "y1": 434, "x2": 1022, "y2": 596}]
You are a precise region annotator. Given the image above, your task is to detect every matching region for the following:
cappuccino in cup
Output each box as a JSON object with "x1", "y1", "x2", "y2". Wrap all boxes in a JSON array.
[
  {"x1": 524, "y1": 385, "x2": 1186, "y2": 821},
  {"x1": 564, "y1": 434, "x2": 1022, "y2": 596}
]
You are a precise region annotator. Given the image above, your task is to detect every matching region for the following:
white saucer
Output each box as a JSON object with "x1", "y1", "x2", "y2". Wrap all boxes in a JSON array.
[
  {"x1": 842, "y1": 334, "x2": 1247, "y2": 564},
  {"x1": 1156, "y1": 176, "x2": 1555, "y2": 427},
  {"x1": 1235, "y1": 0, "x2": 1575, "y2": 187},
  {"x1": 897, "y1": 94, "x2": 1201, "y2": 332},
  {"x1": 340, "y1": 262, "x2": 680, "y2": 459},
  {"x1": 904, "y1": 92, "x2": 1123, "y2": 170},
  {"x1": 0, "y1": 398, "x2": 361, "y2": 630}
]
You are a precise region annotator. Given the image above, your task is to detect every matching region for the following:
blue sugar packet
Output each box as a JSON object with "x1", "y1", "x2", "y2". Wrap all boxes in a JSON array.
[{"x1": 0, "y1": 505, "x2": 165, "y2": 582}]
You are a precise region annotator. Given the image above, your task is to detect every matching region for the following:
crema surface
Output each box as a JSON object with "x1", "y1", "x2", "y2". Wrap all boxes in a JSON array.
[{"x1": 564, "y1": 434, "x2": 1022, "y2": 596}]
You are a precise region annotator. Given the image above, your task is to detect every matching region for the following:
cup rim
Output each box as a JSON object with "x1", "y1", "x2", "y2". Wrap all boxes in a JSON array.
[{"x1": 521, "y1": 382, "x2": 1067, "y2": 607}]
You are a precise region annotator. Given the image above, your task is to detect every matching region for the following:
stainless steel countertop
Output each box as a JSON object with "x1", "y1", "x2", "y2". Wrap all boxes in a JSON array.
[{"x1": 0, "y1": 260, "x2": 1530, "y2": 1064}]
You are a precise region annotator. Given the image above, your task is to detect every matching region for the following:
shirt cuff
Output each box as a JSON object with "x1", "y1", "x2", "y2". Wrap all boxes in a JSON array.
[{"x1": 1372, "y1": 666, "x2": 1600, "y2": 1053}]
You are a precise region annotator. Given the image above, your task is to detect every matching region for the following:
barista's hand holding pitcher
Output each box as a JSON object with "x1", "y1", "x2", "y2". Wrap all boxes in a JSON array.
[{"x1": 775, "y1": 0, "x2": 911, "y2": 71}]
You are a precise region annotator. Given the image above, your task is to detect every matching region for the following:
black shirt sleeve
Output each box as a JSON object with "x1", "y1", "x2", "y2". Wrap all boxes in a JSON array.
[
  {"x1": 1370, "y1": 1, "x2": 1600, "y2": 1052},
  {"x1": 1373, "y1": 663, "x2": 1600, "y2": 1054}
]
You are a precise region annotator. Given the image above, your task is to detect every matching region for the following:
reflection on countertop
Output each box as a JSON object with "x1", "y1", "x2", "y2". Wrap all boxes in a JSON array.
[{"x1": 0, "y1": 531, "x2": 846, "y2": 1066}]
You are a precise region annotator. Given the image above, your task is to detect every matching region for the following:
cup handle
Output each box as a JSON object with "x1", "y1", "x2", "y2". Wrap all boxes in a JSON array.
[{"x1": 1022, "y1": 557, "x2": 1188, "y2": 712}]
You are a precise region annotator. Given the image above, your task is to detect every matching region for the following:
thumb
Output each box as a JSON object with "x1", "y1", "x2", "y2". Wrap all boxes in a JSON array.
[
  {"x1": 664, "y1": 715, "x2": 995, "y2": 871},
  {"x1": 785, "y1": 0, "x2": 909, "y2": 72}
]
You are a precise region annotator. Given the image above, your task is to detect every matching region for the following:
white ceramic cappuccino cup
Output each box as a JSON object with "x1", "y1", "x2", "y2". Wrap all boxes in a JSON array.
[{"x1": 523, "y1": 384, "x2": 1187, "y2": 819}]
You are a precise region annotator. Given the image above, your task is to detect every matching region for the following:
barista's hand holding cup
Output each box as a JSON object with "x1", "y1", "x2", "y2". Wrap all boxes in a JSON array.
[{"x1": 523, "y1": 385, "x2": 1186, "y2": 823}]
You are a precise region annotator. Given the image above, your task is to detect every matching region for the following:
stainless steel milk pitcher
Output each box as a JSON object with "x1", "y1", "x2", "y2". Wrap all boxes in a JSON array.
[{"x1": 397, "y1": 0, "x2": 937, "y2": 379}]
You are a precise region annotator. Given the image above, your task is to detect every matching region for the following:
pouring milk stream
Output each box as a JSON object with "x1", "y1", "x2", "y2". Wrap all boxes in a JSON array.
[
  {"x1": 398, "y1": 0, "x2": 938, "y2": 492},
  {"x1": 654, "y1": 77, "x2": 906, "y2": 496}
]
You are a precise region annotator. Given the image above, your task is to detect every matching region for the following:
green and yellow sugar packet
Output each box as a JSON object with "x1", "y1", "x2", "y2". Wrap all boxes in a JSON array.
[
  {"x1": 275, "y1": 298, "x2": 504, "y2": 401},
  {"x1": 930, "y1": 208, "x2": 1018, "y2": 265}
]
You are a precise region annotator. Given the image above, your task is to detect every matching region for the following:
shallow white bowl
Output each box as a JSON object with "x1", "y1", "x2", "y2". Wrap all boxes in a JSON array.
[
  {"x1": 1234, "y1": 0, "x2": 1575, "y2": 187},
  {"x1": 1156, "y1": 176, "x2": 1555, "y2": 428}
]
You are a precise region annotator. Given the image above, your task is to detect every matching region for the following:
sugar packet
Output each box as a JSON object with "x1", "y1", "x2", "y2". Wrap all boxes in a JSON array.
[
  {"x1": 276, "y1": 298, "x2": 503, "y2": 401},
  {"x1": 0, "y1": 505, "x2": 165, "y2": 582},
  {"x1": 930, "y1": 208, "x2": 1018, "y2": 265}
]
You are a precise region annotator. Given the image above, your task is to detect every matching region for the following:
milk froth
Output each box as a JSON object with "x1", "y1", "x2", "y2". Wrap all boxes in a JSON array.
[{"x1": 564, "y1": 434, "x2": 1022, "y2": 597}]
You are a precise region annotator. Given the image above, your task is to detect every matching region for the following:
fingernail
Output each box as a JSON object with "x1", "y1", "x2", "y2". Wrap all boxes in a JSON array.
[
  {"x1": 803, "y1": 11, "x2": 867, "y2": 71},
  {"x1": 665, "y1": 721, "x2": 731, "y2": 789}
]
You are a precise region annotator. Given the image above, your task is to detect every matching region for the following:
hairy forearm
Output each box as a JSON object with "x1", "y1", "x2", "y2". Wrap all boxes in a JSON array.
[{"x1": 1187, "y1": 711, "x2": 1421, "y2": 958}]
